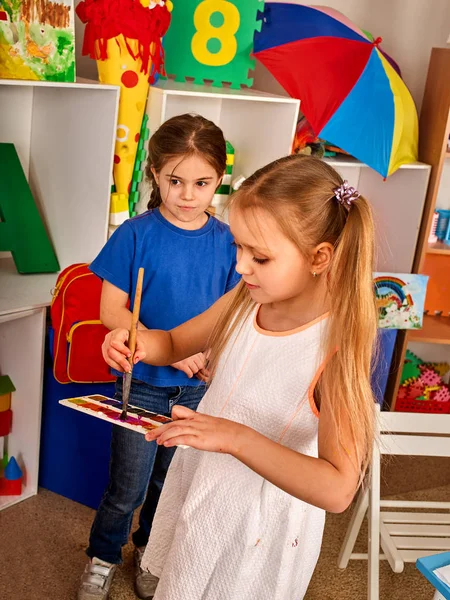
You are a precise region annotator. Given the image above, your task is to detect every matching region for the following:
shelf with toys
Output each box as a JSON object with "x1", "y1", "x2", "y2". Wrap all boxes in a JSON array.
[
  {"x1": 0, "y1": 78, "x2": 120, "y2": 510},
  {"x1": 386, "y1": 48, "x2": 450, "y2": 411}
]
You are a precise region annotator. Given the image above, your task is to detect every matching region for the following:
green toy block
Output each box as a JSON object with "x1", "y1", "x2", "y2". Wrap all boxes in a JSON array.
[
  {"x1": 0, "y1": 376, "x2": 15, "y2": 396},
  {"x1": 400, "y1": 361, "x2": 421, "y2": 386},
  {"x1": 128, "y1": 113, "x2": 150, "y2": 215},
  {"x1": 129, "y1": 191, "x2": 140, "y2": 207},
  {"x1": 162, "y1": 0, "x2": 264, "y2": 89},
  {"x1": 0, "y1": 144, "x2": 60, "y2": 274},
  {"x1": 133, "y1": 170, "x2": 143, "y2": 184}
]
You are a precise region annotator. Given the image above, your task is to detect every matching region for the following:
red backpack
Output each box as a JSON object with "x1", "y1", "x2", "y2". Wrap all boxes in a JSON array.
[{"x1": 51, "y1": 263, "x2": 116, "y2": 384}]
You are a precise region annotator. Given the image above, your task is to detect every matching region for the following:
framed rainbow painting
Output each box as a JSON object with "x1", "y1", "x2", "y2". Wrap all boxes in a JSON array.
[{"x1": 374, "y1": 273, "x2": 429, "y2": 330}]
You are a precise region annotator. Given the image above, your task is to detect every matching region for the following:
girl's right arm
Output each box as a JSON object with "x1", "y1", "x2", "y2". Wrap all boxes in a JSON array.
[
  {"x1": 102, "y1": 287, "x2": 237, "y2": 373},
  {"x1": 100, "y1": 280, "x2": 148, "y2": 331}
]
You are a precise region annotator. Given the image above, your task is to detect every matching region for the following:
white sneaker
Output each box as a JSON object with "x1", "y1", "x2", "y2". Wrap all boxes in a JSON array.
[
  {"x1": 134, "y1": 547, "x2": 159, "y2": 599},
  {"x1": 78, "y1": 557, "x2": 117, "y2": 600}
]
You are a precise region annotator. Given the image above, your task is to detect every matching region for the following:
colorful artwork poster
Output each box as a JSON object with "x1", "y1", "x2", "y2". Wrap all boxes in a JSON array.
[
  {"x1": 0, "y1": 0, "x2": 75, "y2": 82},
  {"x1": 374, "y1": 273, "x2": 429, "y2": 330}
]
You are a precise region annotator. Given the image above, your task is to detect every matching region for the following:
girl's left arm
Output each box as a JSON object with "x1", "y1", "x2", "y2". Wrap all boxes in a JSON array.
[{"x1": 145, "y1": 398, "x2": 361, "y2": 514}]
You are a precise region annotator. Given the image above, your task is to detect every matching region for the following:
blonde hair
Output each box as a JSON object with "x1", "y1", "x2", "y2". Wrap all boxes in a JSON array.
[{"x1": 208, "y1": 154, "x2": 378, "y2": 475}]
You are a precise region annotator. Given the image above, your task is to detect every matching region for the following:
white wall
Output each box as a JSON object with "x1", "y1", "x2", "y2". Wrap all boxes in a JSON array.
[
  {"x1": 253, "y1": 0, "x2": 450, "y2": 111},
  {"x1": 74, "y1": 0, "x2": 98, "y2": 82},
  {"x1": 74, "y1": 0, "x2": 450, "y2": 109}
]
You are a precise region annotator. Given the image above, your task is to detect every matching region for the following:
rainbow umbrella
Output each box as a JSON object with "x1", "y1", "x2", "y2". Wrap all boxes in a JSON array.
[{"x1": 254, "y1": 3, "x2": 418, "y2": 177}]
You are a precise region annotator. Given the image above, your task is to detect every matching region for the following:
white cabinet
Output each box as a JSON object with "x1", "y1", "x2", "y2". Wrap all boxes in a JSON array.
[{"x1": 0, "y1": 79, "x2": 119, "y2": 509}]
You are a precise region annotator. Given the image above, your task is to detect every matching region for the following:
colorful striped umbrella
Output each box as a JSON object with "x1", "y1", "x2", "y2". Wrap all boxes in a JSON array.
[{"x1": 254, "y1": 3, "x2": 418, "y2": 177}]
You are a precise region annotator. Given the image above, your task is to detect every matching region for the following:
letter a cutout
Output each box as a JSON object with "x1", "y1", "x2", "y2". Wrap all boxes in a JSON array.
[{"x1": 0, "y1": 143, "x2": 59, "y2": 273}]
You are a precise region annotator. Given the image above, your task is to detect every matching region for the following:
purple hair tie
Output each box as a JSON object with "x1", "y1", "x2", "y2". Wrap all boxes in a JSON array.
[{"x1": 334, "y1": 180, "x2": 360, "y2": 209}]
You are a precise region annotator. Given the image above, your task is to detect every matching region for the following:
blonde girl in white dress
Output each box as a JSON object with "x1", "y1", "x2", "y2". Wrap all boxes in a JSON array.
[{"x1": 103, "y1": 155, "x2": 379, "y2": 600}]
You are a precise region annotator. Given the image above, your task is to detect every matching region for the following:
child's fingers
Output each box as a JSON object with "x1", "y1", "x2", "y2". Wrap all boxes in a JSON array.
[
  {"x1": 161, "y1": 434, "x2": 199, "y2": 449},
  {"x1": 172, "y1": 405, "x2": 196, "y2": 420},
  {"x1": 191, "y1": 353, "x2": 205, "y2": 371},
  {"x1": 102, "y1": 346, "x2": 130, "y2": 372},
  {"x1": 156, "y1": 423, "x2": 201, "y2": 446},
  {"x1": 195, "y1": 368, "x2": 210, "y2": 383},
  {"x1": 133, "y1": 350, "x2": 146, "y2": 364},
  {"x1": 110, "y1": 338, "x2": 131, "y2": 356},
  {"x1": 145, "y1": 426, "x2": 167, "y2": 442}
]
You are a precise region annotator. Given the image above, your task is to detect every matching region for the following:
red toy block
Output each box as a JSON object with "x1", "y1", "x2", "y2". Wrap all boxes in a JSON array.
[
  {"x1": 0, "y1": 477, "x2": 22, "y2": 495},
  {"x1": 0, "y1": 409, "x2": 12, "y2": 436}
]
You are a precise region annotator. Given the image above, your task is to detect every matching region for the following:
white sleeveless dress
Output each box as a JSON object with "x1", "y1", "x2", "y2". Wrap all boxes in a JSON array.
[{"x1": 141, "y1": 306, "x2": 328, "y2": 600}]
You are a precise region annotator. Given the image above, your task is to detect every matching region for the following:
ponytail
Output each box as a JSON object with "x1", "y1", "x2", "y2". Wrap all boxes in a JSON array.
[{"x1": 321, "y1": 195, "x2": 378, "y2": 477}]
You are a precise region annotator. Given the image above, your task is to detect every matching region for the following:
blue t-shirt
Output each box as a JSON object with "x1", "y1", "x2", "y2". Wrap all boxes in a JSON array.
[{"x1": 90, "y1": 209, "x2": 240, "y2": 387}]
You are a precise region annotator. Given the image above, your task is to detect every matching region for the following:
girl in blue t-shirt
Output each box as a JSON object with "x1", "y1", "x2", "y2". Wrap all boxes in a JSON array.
[{"x1": 78, "y1": 114, "x2": 240, "y2": 600}]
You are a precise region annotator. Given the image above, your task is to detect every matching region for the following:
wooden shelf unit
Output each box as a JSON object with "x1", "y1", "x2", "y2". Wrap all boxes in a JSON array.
[
  {"x1": 427, "y1": 241, "x2": 450, "y2": 255},
  {"x1": 409, "y1": 315, "x2": 450, "y2": 345},
  {"x1": 387, "y1": 48, "x2": 450, "y2": 411}
]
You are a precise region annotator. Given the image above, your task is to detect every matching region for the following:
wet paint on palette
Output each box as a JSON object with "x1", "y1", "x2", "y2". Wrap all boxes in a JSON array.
[{"x1": 58, "y1": 394, "x2": 172, "y2": 434}]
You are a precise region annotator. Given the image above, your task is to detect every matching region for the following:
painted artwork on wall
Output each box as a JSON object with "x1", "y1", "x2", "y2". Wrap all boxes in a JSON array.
[
  {"x1": 0, "y1": 0, "x2": 75, "y2": 81},
  {"x1": 374, "y1": 273, "x2": 429, "y2": 330}
]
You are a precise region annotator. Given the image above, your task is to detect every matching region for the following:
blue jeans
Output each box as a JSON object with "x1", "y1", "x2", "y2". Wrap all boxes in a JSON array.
[{"x1": 86, "y1": 378, "x2": 206, "y2": 564}]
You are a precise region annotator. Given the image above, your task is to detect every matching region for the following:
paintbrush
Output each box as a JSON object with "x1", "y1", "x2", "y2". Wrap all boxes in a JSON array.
[{"x1": 120, "y1": 267, "x2": 144, "y2": 421}]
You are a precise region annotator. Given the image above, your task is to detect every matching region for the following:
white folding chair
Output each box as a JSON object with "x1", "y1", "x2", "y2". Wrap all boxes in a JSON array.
[{"x1": 338, "y1": 406, "x2": 450, "y2": 600}]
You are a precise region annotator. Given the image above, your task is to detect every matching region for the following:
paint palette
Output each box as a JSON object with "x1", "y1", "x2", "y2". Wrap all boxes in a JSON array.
[{"x1": 59, "y1": 394, "x2": 172, "y2": 435}]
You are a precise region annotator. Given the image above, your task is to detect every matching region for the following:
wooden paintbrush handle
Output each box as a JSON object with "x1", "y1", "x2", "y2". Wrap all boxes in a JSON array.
[{"x1": 128, "y1": 267, "x2": 144, "y2": 366}]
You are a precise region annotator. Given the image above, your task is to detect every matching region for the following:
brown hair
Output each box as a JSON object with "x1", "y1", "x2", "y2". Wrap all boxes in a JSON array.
[
  {"x1": 146, "y1": 113, "x2": 227, "y2": 209},
  {"x1": 208, "y1": 154, "x2": 378, "y2": 477}
]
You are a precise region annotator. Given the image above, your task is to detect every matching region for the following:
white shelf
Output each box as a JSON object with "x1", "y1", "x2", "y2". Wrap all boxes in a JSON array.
[
  {"x1": 323, "y1": 155, "x2": 429, "y2": 170},
  {"x1": 0, "y1": 77, "x2": 119, "y2": 91},
  {"x1": 0, "y1": 308, "x2": 46, "y2": 511},
  {"x1": 0, "y1": 78, "x2": 121, "y2": 510},
  {"x1": 0, "y1": 79, "x2": 120, "y2": 268},
  {"x1": 0, "y1": 487, "x2": 37, "y2": 511},
  {"x1": 150, "y1": 78, "x2": 299, "y2": 103},
  {"x1": 0, "y1": 259, "x2": 55, "y2": 318}
]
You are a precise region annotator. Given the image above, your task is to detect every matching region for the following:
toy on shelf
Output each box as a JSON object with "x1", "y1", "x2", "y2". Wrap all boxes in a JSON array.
[
  {"x1": 254, "y1": 3, "x2": 418, "y2": 177},
  {"x1": 0, "y1": 375, "x2": 14, "y2": 413},
  {"x1": 0, "y1": 375, "x2": 14, "y2": 438},
  {"x1": 428, "y1": 211, "x2": 439, "y2": 245},
  {"x1": 129, "y1": 113, "x2": 150, "y2": 218},
  {"x1": 374, "y1": 273, "x2": 428, "y2": 330},
  {"x1": 396, "y1": 350, "x2": 450, "y2": 413},
  {"x1": 211, "y1": 141, "x2": 234, "y2": 215},
  {"x1": 0, "y1": 0, "x2": 75, "y2": 82},
  {"x1": 76, "y1": 0, "x2": 172, "y2": 226},
  {"x1": 435, "y1": 209, "x2": 450, "y2": 244},
  {"x1": 161, "y1": 0, "x2": 264, "y2": 88},
  {"x1": 0, "y1": 143, "x2": 60, "y2": 274},
  {"x1": 0, "y1": 456, "x2": 23, "y2": 496},
  {"x1": 292, "y1": 116, "x2": 351, "y2": 158}
]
